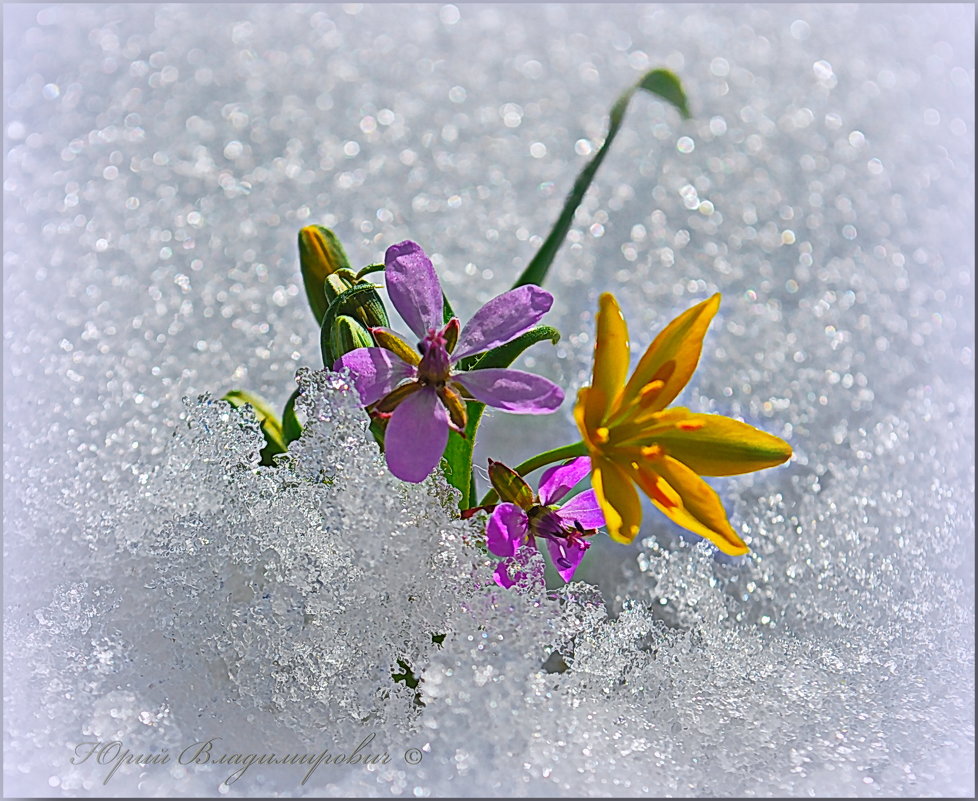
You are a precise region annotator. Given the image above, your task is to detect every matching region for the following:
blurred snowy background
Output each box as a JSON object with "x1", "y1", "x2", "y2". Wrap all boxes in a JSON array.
[{"x1": 3, "y1": 3, "x2": 974, "y2": 797}]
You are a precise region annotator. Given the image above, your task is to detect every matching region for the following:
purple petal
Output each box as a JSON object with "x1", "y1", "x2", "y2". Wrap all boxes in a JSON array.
[
  {"x1": 384, "y1": 386, "x2": 448, "y2": 482},
  {"x1": 554, "y1": 489, "x2": 606, "y2": 531},
  {"x1": 486, "y1": 503, "x2": 528, "y2": 557},
  {"x1": 545, "y1": 537, "x2": 589, "y2": 583},
  {"x1": 451, "y1": 285, "x2": 554, "y2": 361},
  {"x1": 492, "y1": 544, "x2": 539, "y2": 590},
  {"x1": 538, "y1": 456, "x2": 592, "y2": 505},
  {"x1": 333, "y1": 347, "x2": 416, "y2": 406},
  {"x1": 385, "y1": 241, "x2": 444, "y2": 340},
  {"x1": 493, "y1": 558, "x2": 519, "y2": 589},
  {"x1": 453, "y1": 368, "x2": 563, "y2": 414}
]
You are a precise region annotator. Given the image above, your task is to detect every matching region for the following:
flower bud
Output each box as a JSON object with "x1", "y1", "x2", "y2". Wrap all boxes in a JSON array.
[
  {"x1": 347, "y1": 283, "x2": 390, "y2": 331},
  {"x1": 322, "y1": 270, "x2": 390, "y2": 332},
  {"x1": 326, "y1": 314, "x2": 374, "y2": 363},
  {"x1": 487, "y1": 459, "x2": 534, "y2": 509},
  {"x1": 323, "y1": 271, "x2": 358, "y2": 304},
  {"x1": 299, "y1": 225, "x2": 353, "y2": 325}
]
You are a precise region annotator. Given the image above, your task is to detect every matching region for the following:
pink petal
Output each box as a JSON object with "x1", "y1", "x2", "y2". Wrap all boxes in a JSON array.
[
  {"x1": 384, "y1": 386, "x2": 449, "y2": 482},
  {"x1": 385, "y1": 241, "x2": 444, "y2": 340},
  {"x1": 493, "y1": 558, "x2": 519, "y2": 589},
  {"x1": 453, "y1": 368, "x2": 563, "y2": 414},
  {"x1": 333, "y1": 347, "x2": 416, "y2": 406},
  {"x1": 486, "y1": 503, "x2": 528, "y2": 557},
  {"x1": 492, "y1": 545, "x2": 540, "y2": 590},
  {"x1": 554, "y1": 489, "x2": 606, "y2": 531},
  {"x1": 545, "y1": 537, "x2": 589, "y2": 583},
  {"x1": 451, "y1": 285, "x2": 554, "y2": 361},
  {"x1": 538, "y1": 456, "x2": 592, "y2": 505}
]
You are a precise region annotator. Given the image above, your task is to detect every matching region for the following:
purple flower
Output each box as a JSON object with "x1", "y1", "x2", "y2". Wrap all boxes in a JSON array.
[
  {"x1": 335, "y1": 240, "x2": 564, "y2": 482},
  {"x1": 482, "y1": 457, "x2": 605, "y2": 587}
]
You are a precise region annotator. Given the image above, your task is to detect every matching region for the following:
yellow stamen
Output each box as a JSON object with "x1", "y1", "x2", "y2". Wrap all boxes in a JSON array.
[
  {"x1": 640, "y1": 444, "x2": 664, "y2": 459},
  {"x1": 595, "y1": 427, "x2": 610, "y2": 444}
]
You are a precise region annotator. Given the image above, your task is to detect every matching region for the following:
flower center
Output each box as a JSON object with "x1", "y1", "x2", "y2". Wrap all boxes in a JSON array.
[
  {"x1": 527, "y1": 504, "x2": 571, "y2": 540},
  {"x1": 417, "y1": 328, "x2": 452, "y2": 386}
]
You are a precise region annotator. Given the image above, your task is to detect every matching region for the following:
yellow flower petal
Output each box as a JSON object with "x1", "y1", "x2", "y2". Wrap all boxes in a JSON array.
[
  {"x1": 573, "y1": 387, "x2": 596, "y2": 447},
  {"x1": 650, "y1": 412, "x2": 793, "y2": 476},
  {"x1": 585, "y1": 293, "x2": 630, "y2": 431},
  {"x1": 592, "y1": 456, "x2": 643, "y2": 544},
  {"x1": 621, "y1": 293, "x2": 721, "y2": 414},
  {"x1": 634, "y1": 457, "x2": 748, "y2": 556}
]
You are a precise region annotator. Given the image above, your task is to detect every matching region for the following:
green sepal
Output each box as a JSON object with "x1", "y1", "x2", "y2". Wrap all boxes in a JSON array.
[
  {"x1": 223, "y1": 389, "x2": 288, "y2": 466},
  {"x1": 282, "y1": 388, "x2": 302, "y2": 445},
  {"x1": 487, "y1": 460, "x2": 534, "y2": 508},
  {"x1": 513, "y1": 68, "x2": 689, "y2": 289},
  {"x1": 299, "y1": 225, "x2": 353, "y2": 325}
]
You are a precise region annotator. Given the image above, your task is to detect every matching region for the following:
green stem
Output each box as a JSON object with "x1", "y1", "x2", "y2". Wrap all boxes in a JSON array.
[{"x1": 478, "y1": 441, "x2": 588, "y2": 506}]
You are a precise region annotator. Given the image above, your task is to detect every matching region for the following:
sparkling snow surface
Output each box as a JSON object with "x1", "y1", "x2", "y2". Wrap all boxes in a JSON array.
[{"x1": 3, "y1": 4, "x2": 974, "y2": 797}]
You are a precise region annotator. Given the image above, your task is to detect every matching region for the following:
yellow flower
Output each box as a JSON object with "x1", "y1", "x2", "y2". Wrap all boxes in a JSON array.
[{"x1": 573, "y1": 293, "x2": 792, "y2": 554}]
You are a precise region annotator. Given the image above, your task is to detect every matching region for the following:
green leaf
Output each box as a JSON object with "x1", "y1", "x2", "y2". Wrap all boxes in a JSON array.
[
  {"x1": 442, "y1": 291, "x2": 456, "y2": 325},
  {"x1": 223, "y1": 389, "x2": 288, "y2": 465},
  {"x1": 282, "y1": 388, "x2": 302, "y2": 445},
  {"x1": 512, "y1": 68, "x2": 689, "y2": 289},
  {"x1": 468, "y1": 325, "x2": 561, "y2": 371},
  {"x1": 442, "y1": 325, "x2": 561, "y2": 510},
  {"x1": 637, "y1": 68, "x2": 690, "y2": 119},
  {"x1": 298, "y1": 225, "x2": 353, "y2": 325}
]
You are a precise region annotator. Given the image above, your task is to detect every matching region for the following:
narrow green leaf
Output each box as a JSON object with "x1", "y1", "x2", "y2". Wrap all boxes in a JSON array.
[
  {"x1": 282, "y1": 388, "x2": 302, "y2": 445},
  {"x1": 223, "y1": 389, "x2": 288, "y2": 465},
  {"x1": 298, "y1": 225, "x2": 353, "y2": 325},
  {"x1": 442, "y1": 291, "x2": 456, "y2": 325},
  {"x1": 512, "y1": 68, "x2": 689, "y2": 289},
  {"x1": 468, "y1": 325, "x2": 561, "y2": 371},
  {"x1": 637, "y1": 69, "x2": 690, "y2": 119}
]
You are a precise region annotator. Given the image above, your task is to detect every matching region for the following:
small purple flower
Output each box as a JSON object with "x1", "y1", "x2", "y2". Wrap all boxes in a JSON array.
[
  {"x1": 483, "y1": 457, "x2": 605, "y2": 587},
  {"x1": 335, "y1": 240, "x2": 564, "y2": 482}
]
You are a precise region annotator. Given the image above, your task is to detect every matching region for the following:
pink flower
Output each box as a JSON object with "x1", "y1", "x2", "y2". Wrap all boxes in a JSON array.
[
  {"x1": 335, "y1": 241, "x2": 563, "y2": 483},
  {"x1": 481, "y1": 457, "x2": 605, "y2": 587}
]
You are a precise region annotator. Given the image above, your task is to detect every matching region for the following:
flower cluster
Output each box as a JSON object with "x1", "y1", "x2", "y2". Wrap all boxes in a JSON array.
[
  {"x1": 224, "y1": 68, "x2": 794, "y2": 590},
  {"x1": 329, "y1": 240, "x2": 791, "y2": 585}
]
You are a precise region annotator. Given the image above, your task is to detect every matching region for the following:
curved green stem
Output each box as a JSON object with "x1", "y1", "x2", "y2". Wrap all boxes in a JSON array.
[{"x1": 478, "y1": 441, "x2": 588, "y2": 506}]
